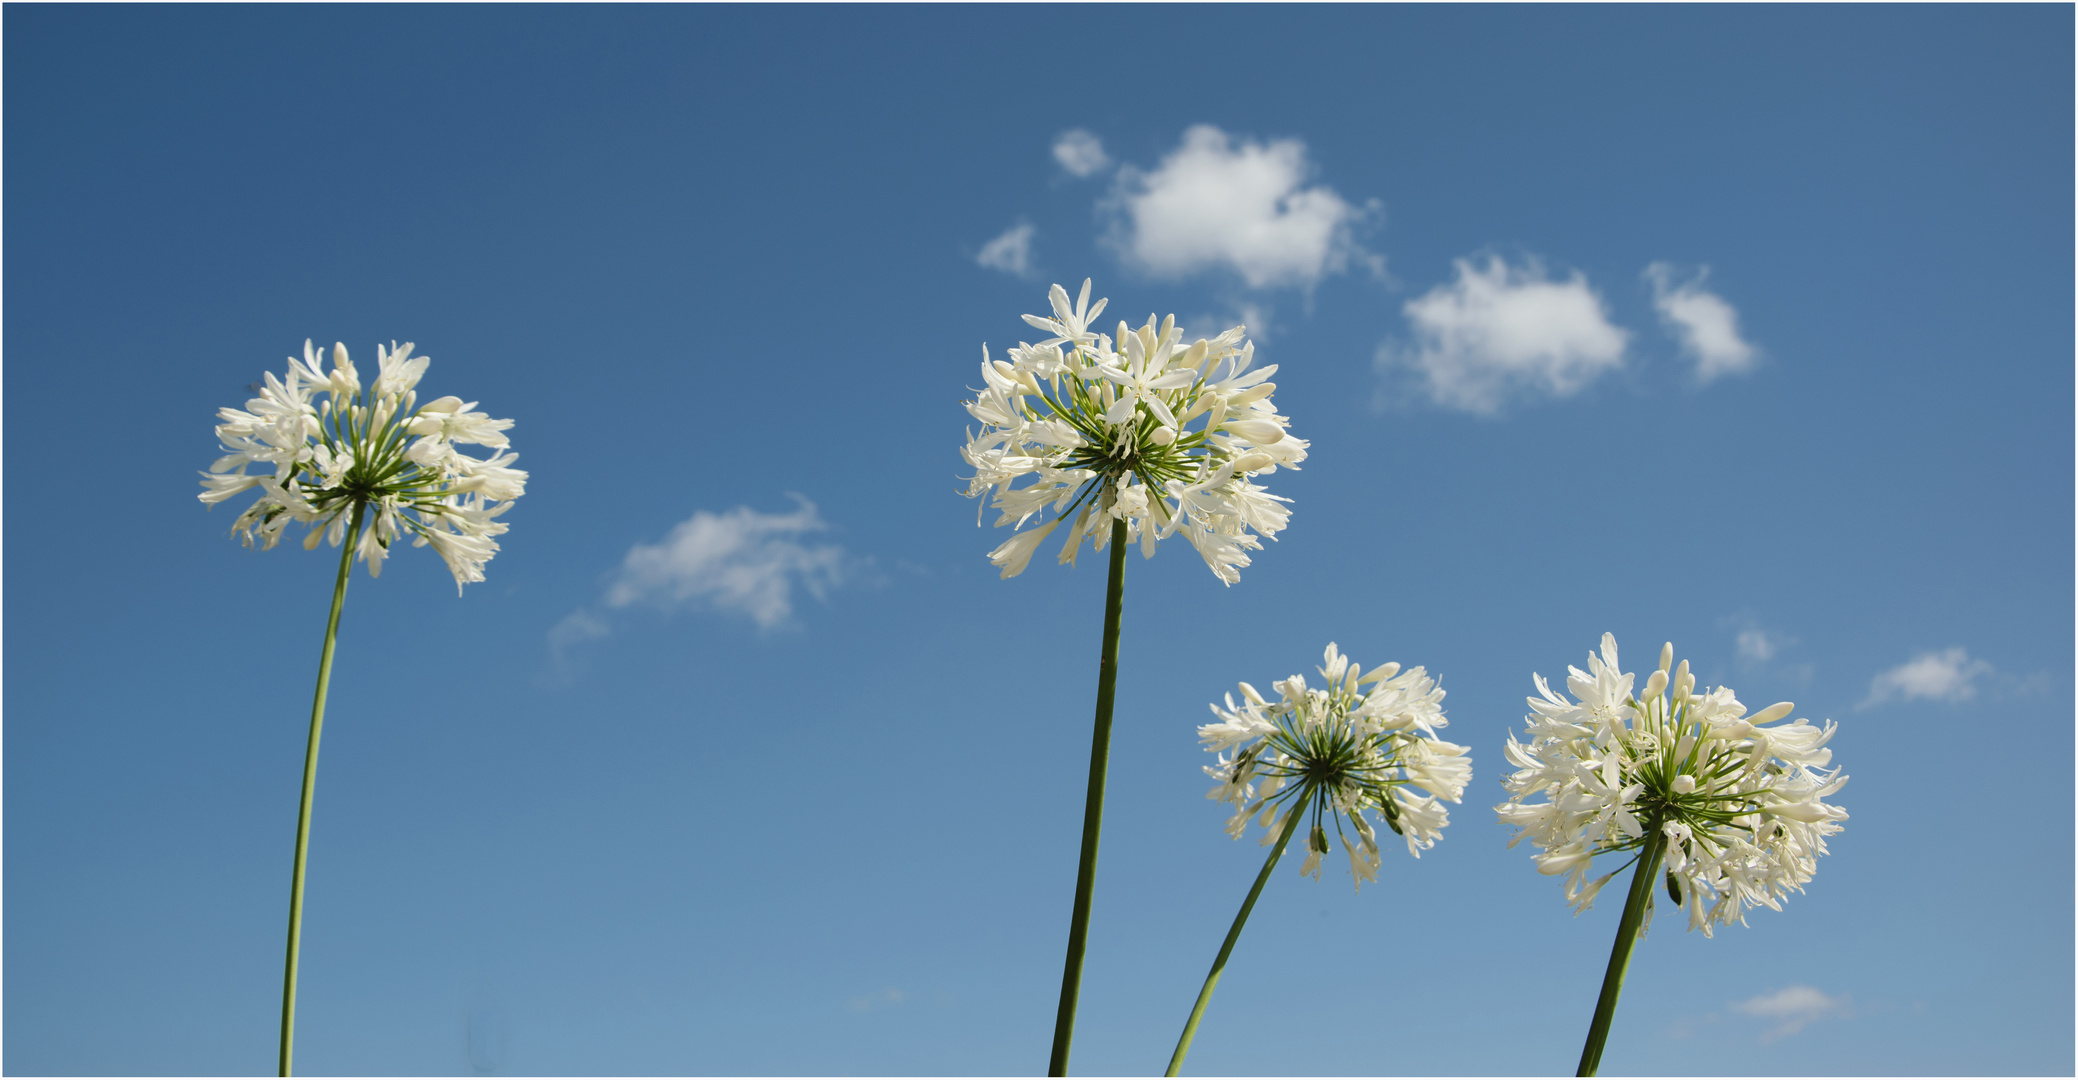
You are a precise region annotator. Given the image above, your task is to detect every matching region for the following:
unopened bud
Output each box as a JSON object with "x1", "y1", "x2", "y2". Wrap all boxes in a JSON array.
[
  {"x1": 1643, "y1": 670, "x2": 1668, "y2": 700},
  {"x1": 1222, "y1": 418, "x2": 1285, "y2": 444},
  {"x1": 1230, "y1": 451, "x2": 1272, "y2": 473},
  {"x1": 1359, "y1": 662, "x2": 1400, "y2": 685},
  {"x1": 1672, "y1": 775, "x2": 1696, "y2": 795},
  {"x1": 1747, "y1": 702, "x2": 1795, "y2": 726},
  {"x1": 1659, "y1": 642, "x2": 1674, "y2": 673},
  {"x1": 1149, "y1": 425, "x2": 1177, "y2": 446}
]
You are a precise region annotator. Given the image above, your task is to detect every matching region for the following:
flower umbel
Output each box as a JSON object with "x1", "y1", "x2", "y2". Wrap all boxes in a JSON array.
[
  {"x1": 200, "y1": 340, "x2": 526, "y2": 593},
  {"x1": 961, "y1": 280, "x2": 1307, "y2": 584},
  {"x1": 1201, "y1": 643, "x2": 1471, "y2": 887},
  {"x1": 1496, "y1": 633, "x2": 1848, "y2": 935}
]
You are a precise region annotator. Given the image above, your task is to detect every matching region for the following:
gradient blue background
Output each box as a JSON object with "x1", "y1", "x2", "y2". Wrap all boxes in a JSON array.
[{"x1": 5, "y1": 5, "x2": 2070, "y2": 1076}]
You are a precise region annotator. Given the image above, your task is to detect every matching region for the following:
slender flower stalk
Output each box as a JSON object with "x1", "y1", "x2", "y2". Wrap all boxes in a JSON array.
[
  {"x1": 961, "y1": 282, "x2": 1307, "y2": 1076},
  {"x1": 1576, "y1": 828, "x2": 1666, "y2": 1077},
  {"x1": 279, "y1": 503, "x2": 363, "y2": 1077},
  {"x1": 1166, "y1": 787, "x2": 1306, "y2": 1078},
  {"x1": 201, "y1": 341, "x2": 525, "y2": 1076},
  {"x1": 1048, "y1": 518, "x2": 1127, "y2": 1077},
  {"x1": 1495, "y1": 635, "x2": 1848, "y2": 1076},
  {"x1": 1168, "y1": 644, "x2": 1469, "y2": 1076}
]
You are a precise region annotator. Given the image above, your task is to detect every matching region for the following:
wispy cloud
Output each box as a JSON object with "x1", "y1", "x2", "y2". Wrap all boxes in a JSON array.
[
  {"x1": 1052, "y1": 129, "x2": 1111, "y2": 178},
  {"x1": 1736, "y1": 627, "x2": 1782, "y2": 664},
  {"x1": 1733, "y1": 985, "x2": 1849, "y2": 1042},
  {"x1": 843, "y1": 986, "x2": 906, "y2": 1013},
  {"x1": 1860, "y1": 646, "x2": 1995, "y2": 708},
  {"x1": 1646, "y1": 262, "x2": 1757, "y2": 381},
  {"x1": 1105, "y1": 124, "x2": 1376, "y2": 290},
  {"x1": 551, "y1": 496, "x2": 852, "y2": 665},
  {"x1": 1379, "y1": 255, "x2": 1629, "y2": 414},
  {"x1": 977, "y1": 221, "x2": 1037, "y2": 278}
]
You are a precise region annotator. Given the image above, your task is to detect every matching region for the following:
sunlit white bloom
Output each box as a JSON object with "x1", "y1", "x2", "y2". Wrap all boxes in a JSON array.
[
  {"x1": 1496, "y1": 634, "x2": 1848, "y2": 935},
  {"x1": 1201, "y1": 643, "x2": 1469, "y2": 888},
  {"x1": 200, "y1": 340, "x2": 527, "y2": 593},
  {"x1": 961, "y1": 280, "x2": 1307, "y2": 584}
]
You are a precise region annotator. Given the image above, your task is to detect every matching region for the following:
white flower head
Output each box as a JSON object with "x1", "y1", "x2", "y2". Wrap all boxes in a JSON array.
[
  {"x1": 961, "y1": 280, "x2": 1308, "y2": 584},
  {"x1": 1200, "y1": 643, "x2": 1469, "y2": 889},
  {"x1": 200, "y1": 340, "x2": 527, "y2": 593},
  {"x1": 1496, "y1": 634, "x2": 1849, "y2": 935}
]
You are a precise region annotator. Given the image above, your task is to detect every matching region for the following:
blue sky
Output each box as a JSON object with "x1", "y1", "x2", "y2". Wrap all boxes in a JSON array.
[{"x1": 4, "y1": 5, "x2": 2070, "y2": 1076}]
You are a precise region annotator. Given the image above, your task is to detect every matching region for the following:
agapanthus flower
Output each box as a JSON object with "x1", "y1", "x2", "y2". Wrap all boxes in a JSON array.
[
  {"x1": 961, "y1": 280, "x2": 1307, "y2": 584},
  {"x1": 1496, "y1": 633, "x2": 1848, "y2": 935},
  {"x1": 1201, "y1": 643, "x2": 1471, "y2": 887},
  {"x1": 199, "y1": 340, "x2": 526, "y2": 593}
]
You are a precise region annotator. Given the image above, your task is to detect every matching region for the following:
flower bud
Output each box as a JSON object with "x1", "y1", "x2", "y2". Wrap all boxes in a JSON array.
[
  {"x1": 1643, "y1": 670, "x2": 1668, "y2": 700},
  {"x1": 1149, "y1": 425, "x2": 1177, "y2": 446},
  {"x1": 419, "y1": 395, "x2": 464, "y2": 415},
  {"x1": 1231, "y1": 451, "x2": 1273, "y2": 473},
  {"x1": 1659, "y1": 642, "x2": 1674, "y2": 673},
  {"x1": 1747, "y1": 701, "x2": 1795, "y2": 726},
  {"x1": 1222, "y1": 418, "x2": 1285, "y2": 444},
  {"x1": 1672, "y1": 774, "x2": 1696, "y2": 794}
]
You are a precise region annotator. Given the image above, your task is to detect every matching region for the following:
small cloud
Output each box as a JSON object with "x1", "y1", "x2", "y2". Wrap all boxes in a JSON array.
[
  {"x1": 1860, "y1": 647, "x2": 1994, "y2": 708},
  {"x1": 844, "y1": 986, "x2": 906, "y2": 1013},
  {"x1": 1052, "y1": 129, "x2": 1111, "y2": 178},
  {"x1": 552, "y1": 496, "x2": 851, "y2": 669},
  {"x1": 548, "y1": 610, "x2": 610, "y2": 652},
  {"x1": 1105, "y1": 124, "x2": 1377, "y2": 290},
  {"x1": 1182, "y1": 300, "x2": 1274, "y2": 344},
  {"x1": 1646, "y1": 262, "x2": 1757, "y2": 381},
  {"x1": 1736, "y1": 628, "x2": 1780, "y2": 664},
  {"x1": 977, "y1": 222, "x2": 1037, "y2": 278},
  {"x1": 1733, "y1": 984, "x2": 1849, "y2": 1042},
  {"x1": 603, "y1": 495, "x2": 847, "y2": 629},
  {"x1": 1380, "y1": 255, "x2": 1629, "y2": 414}
]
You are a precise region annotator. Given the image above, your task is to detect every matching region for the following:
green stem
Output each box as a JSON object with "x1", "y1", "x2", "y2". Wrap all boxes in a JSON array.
[
  {"x1": 1576, "y1": 829, "x2": 1669, "y2": 1077},
  {"x1": 1047, "y1": 517, "x2": 1130, "y2": 1077},
  {"x1": 1166, "y1": 792, "x2": 1309, "y2": 1077},
  {"x1": 279, "y1": 504, "x2": 365, "y2": 1078}
]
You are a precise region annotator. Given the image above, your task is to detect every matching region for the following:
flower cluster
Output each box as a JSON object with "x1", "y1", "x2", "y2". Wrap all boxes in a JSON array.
[
  {"x1": 961, "y1": 280, "x2": 1307, "y2": 584},
  {"x1": 1200, "y1": 644, "x2": 1471, "y2": 889},
  {"x1": 1496, "y1": 634, "x2": 1848, "y2": 935},
  {"x1": 199, "y1": 340, "x2": 526, "y2": 592}
]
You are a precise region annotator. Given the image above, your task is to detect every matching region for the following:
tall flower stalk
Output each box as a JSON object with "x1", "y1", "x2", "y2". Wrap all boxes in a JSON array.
[
  {"x1": 1168, "y1": 644, "x2": 1469, "y2": 1076},
  {"x1": 200, "y1": 341, "x2": 525, "y2": 1076},
  {"x1": 960, "y1": 282, "x2": 1306, "y2": 1075},
  {"x1": 1496, "y1": 634, "x2": 1848, "y2": 1076}
]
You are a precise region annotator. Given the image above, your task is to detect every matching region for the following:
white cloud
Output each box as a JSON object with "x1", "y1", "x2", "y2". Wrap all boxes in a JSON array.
[
  {"x1": 1733, "y1": 985, "x2": 1849, "y2": 1042},
  {"x1": 843, "y1": 986, "x2": 907, "y2": 1013},
  {"x1": 1861, "y1": 646, "x2": 1994, "y2": 708},
  {"x1": 549, "y1": 497, "x2": 849, "y2": 666},
  {"x1": 977, "y1": 222, "x2": 1037, "y2": 278},
  {"x1": 1737, "y1": 628, "x2": 1781, "y2": 664},
  {"x1": 1052, "y1": 129, "x2": 1111, "y2": 178},
  {"x1": 601, "y1": 496, "x2": 847, "y2": 629},
  {"x1": 1383, "y1": 255, "x2": 1629, "y2": 414},
  {"x1": 1182, "y1": 300, "x2": 1275, "y2": 344},
  {"x1": 1646, "y1": 262, "x2": 1757, "y2": 381},
  {"x1": 1106, "y1": 124, "x2": 1374, "y2": 289}
]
